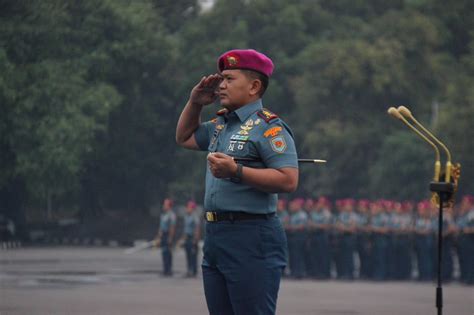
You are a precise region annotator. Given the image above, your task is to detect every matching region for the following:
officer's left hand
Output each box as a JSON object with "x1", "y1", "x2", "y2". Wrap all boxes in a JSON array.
[{"x1": 207, "y1": 152, "x2": 238, "y2": 178}]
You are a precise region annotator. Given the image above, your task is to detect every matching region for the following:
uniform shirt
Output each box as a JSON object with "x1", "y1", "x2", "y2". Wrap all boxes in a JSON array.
[
  {"x1": 442, "y1": 214, "x2": 455, "y2": 232},
  {"x1": 337, "y1": 211, "x2": 357, "y2": 227},
  {"x1": 399, "y1": 213, "x2": 413, "y2": 230},
  {"x1": 277, "y1": 210, "x2": 290, "y2": 227},
  {"x1": 290, "y1": 210, "x2": 308, "y2": 228},
  {"x1": 184, "y1": 213, "x2": 200, "y2": 236},
  {"x1": 389, "y1": 212, "x2": 401, "y2": 231},
  {"x1": 356, "y1": 212, "x2": 369, "y2": 227},
  {"x1": 371, "y1": 212, "x2": 389, "y2": 228},
  {"x1": 160, "y1": 211, "x2": 176, "y2": 232},
  {"x1": 414, "y1": 216, "x2": 434, "y2": 232},
  {"x1": 467, "y1": 208, "x2": 474, "y2": 228},
  {"x1": 310, "y1": 209, "x2": 332, "y2": 225},
  {"x1": 194, "y1": 99, "x2": 298, "y2": 214},
  {"x1": 455, "y1": 213, "x2": 468, "y2": 229}
]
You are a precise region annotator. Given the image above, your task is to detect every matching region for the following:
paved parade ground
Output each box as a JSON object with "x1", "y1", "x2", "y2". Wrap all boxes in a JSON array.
[{"x1": 0, "y1": 247, "x2": 472, "y2": 315}]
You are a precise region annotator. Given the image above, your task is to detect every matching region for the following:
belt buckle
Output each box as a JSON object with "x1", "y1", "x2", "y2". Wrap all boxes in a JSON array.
[{"x1": 206, "y1": 212, "x2": 217, "y2": 222}]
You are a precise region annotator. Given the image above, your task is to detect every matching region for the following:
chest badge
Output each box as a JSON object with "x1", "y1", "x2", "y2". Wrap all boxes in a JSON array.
[{"x1": 238, "y1": 119, "x2": 254, "y2": 135}]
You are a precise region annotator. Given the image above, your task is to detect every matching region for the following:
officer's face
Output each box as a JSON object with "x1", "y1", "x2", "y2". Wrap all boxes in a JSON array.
[
  {"x1": 163, "y1": 199, "x2": 172, "y2": 211},
  {"x1": 219, "y1": 70, "x2": 255, "y2": 108}
]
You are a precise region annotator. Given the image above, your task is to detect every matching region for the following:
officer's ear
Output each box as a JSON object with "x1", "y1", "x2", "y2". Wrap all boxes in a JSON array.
[{"x1": 249, "y1": 78, "x2": 263, "y2": 97}]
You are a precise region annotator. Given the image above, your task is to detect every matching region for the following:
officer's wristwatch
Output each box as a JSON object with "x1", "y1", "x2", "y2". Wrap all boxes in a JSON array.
[{"x1": 230, "y1": 163, "x2": 243, "y2": 183}]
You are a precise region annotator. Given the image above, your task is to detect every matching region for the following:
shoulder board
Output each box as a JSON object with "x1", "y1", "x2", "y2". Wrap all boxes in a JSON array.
[
  {"x1": 257, "y1": 108, "x2": 279, "y2": 123},
  {"x1": 216, "y1": 108, "x2": 228, "y2": 116}
]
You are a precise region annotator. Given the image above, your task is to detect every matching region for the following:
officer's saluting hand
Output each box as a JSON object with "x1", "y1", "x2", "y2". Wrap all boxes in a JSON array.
[{"x1": 189, "y1": 74, "x2": 222, "y2": 107}]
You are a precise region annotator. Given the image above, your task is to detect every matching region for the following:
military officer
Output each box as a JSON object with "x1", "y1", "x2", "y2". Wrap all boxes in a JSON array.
[
  {"x1": 155, "y1": 198, "x2": 177, "y2": 276},
  {"x1": 175, "y1": 49, "x2": 299, "y2": 314},
  {"x1": 182, "y1": 200, "x2": 201, "y2": 277}
]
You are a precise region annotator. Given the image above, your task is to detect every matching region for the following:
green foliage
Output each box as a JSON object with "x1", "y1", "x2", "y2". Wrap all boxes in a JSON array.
[
  {"x1": 368, "y1": 132, "x2": 432, "y2": 200},
  {"x1": 0, "y1": 0, "x2": 472, "y2": 226}
]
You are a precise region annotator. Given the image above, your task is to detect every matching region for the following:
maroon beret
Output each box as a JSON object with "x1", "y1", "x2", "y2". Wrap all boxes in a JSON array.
[{"x1": 218, "y1": 49, "x2": 274, "y2": 77}]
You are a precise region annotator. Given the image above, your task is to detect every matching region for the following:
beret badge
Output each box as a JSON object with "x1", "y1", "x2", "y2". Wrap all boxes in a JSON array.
[{"x1": 227, "y1": 55, "x2": 238, "y2": 66}]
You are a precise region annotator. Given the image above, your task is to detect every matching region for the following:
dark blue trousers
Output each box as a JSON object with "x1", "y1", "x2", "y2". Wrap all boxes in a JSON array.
[
  {"x1": 337, "y1": 233, "x2": 355, "y2": 279},
  {"x1": 288, "y1": 231, "x2": 307, "y2": 278},
  {"x1": 415, "y1": 235, "x2": 433, "y2": 281},
  {"x1": 457, "y1": 234, "x2": 474, "y2": 283},
  {"x1": 161, "y1": 232, "x2": 172, "y2": 275},
  {"x1": 371, "y1": 234, "x2": 388, "y2": 280},
  {"x1": 202, "y1": 216, "x2": 287, "y2": 315},
  {"x1": 395, "y1": 234, "x2": 413, "y2": 280},
  {"x1": 185, "y1": 235, "x2": 198, "y2": 276},
  {"x1": 309, "y1": 231, "x2": 331, "y2": 278},
  {"x1": 356, "y1": 233, "x2": 371, "y2": 279}
]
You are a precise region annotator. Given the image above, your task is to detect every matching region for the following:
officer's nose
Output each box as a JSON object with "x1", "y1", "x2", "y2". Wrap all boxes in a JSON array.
[{"x1": 219, "y1": 79, "x2": 226, "y2": 90}]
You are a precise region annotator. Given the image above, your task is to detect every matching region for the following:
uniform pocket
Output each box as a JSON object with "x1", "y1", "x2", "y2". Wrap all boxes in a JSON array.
[{"x1": 258, "y1": 220, "x2": 287, "y2": 266}]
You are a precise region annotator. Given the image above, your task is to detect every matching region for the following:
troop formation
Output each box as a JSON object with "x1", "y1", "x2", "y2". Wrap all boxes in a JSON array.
[
  {"x1": 279, "y1": 195, "x2": 474, "y2": 284},
  {"x1": 155, "y1": 195, "x2": 474, "y2": 284}
]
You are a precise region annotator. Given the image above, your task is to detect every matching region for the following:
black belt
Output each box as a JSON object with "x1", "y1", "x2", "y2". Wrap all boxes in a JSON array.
[{"x1": 205, "y1": 211, "x2": 275, "y2": 222}]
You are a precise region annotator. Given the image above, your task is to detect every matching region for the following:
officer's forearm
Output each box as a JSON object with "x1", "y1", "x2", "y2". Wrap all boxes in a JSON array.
[
  {"x1": 176, "y1": 100, "x2": 204, "y2": 145},
  {"x1": 240, "y1": 166, "x2": 298, "y2": 193}
]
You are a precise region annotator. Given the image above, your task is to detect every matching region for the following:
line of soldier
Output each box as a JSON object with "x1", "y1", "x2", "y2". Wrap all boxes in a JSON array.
[
  {"x1": 155, "y1": 198, "x2": 201, "y2": 278},
  {"x1": 278, "y1": 195, "x2": 474, "y2": 284}
]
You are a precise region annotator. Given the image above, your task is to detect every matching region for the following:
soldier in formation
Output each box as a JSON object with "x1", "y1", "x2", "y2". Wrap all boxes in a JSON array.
[{"x1": 279, "y1": 195, "x2": 473, "y2": 283}]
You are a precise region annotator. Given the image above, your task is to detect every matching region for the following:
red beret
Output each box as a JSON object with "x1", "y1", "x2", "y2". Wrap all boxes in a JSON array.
[
  {"x1": 463, "y1": 195, "x2": 474, "y2": 204},
  {"x1": 317, "y1": 196, "x2": 331, "y2": 207},
  {"x1": 358, "y1": 199, "x2": 370, "y2": 208},
  {"x1": 186, "y1": 200, "x2": 197, "y2": 209},
  {"x1": 291, "y1": 198, "x2": 305, "y2": 207},
  {"x1": 218, "y1": 49, "x2": 274, "y2": 77},
  {"x1": 277, "y1": 199, "x2": 288, "y2": 207},
  {"x1": 402, "y1": 201, "x2": 414, "y2": 211}
]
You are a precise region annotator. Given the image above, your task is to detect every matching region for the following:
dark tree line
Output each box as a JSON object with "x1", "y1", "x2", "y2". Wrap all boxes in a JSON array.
[{"x1": 0, "y1": 0, "x2": 472, "y2": 239}]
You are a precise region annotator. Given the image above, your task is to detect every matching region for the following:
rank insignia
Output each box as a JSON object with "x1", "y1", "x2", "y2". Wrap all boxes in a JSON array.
[
  {"x1": 257, "y1": 108, "x2": 278, "y2": 123},
  {"x1": 216, "y1": 124, "x2": 224, "y2": 130},
  {"x1": 270, "y1": 136, "x2": 287, "y2": 153},
  {"x1": 264, "y1": 126, "x2": 282, "y2": 138},
  {"x1": 255, "y1": 119, "x2": 261, "y2": 125}
]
